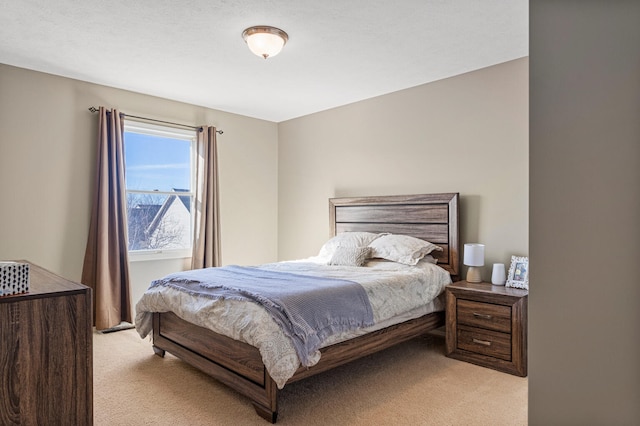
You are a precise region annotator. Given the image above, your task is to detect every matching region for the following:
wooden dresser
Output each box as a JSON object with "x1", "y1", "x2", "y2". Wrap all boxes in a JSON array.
[
  {"x1": 445, "y1": 280, "x2": 528, "y2": 377},
  {"x1": 0, "y1": 262, "x2": 93, "y2": 425}
]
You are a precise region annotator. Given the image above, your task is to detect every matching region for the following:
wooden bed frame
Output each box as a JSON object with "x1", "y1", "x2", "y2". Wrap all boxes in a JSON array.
[{"x1": 151, "y1": 193, "x2": 459, "y2": 422}]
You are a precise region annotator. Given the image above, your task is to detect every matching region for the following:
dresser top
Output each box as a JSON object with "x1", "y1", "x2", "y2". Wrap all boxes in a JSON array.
[{"x1": 0, "y1": 261, "x2": 89, "y2": 302}]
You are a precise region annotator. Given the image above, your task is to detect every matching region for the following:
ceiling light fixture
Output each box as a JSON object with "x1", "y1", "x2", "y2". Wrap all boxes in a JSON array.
[{"x1": 242, "y1": 26, "x2": 288, "y2": 59}]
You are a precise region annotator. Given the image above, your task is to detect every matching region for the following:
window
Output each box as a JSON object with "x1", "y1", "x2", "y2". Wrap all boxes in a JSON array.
[{"x1": 123, "y1": 120, "x2": 197, "y2": 260}]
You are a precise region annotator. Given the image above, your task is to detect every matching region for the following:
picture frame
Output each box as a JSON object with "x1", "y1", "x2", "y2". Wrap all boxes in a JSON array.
[{"x1": 506, "y1": 255, "x2": 529, "y2": 289}]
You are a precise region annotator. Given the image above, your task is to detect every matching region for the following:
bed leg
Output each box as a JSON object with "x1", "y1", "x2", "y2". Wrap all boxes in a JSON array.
[
  {"x1": 152, "y1": 345, "x2": 166, "y2": 357},
  {"x1": 252, "y1": 373, "x2": 278, "y2": 423},
  {"x1": 252, "y1": 403, "x2": 277, "y2": 423}
]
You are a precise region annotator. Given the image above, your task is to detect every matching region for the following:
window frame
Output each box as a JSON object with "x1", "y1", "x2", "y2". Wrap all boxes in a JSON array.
[{"x1": 123, "y1": 119, "x2": 197, "y2": 262}]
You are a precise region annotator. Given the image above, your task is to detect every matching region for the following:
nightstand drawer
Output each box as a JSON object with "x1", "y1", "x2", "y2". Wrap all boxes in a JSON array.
[
  {"x1": 457, "y1": 325, "x2": 511, "y2": 361},
  {"x1": 457, "y1": 299, "x2": 511, "y2": 333}
]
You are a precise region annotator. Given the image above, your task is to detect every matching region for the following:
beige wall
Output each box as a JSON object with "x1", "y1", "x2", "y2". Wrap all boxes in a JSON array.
[
  {"x1": 277, "y1": 58, "x2": 529, "y2": 281},
  {"x1": 0, "y1": 64, "x2": 279, "y2": 305},
  {"x1": 0, "y1": 59, "x2": 528, "y2": 309},
  {"x1": 529, "y1": 2, "x2": 640, "y2": 424}
]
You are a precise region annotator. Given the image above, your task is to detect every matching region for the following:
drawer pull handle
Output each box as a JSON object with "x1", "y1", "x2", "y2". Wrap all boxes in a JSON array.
[
  {"x1": 473, "y1": 312, "x2": 492, "y2": 320},
  {"x1": 473, "y1": 338, "x2": 492, "y2": 346}
]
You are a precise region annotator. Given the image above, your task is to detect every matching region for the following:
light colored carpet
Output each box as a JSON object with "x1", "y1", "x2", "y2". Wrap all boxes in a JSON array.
[{"x1": 93, "y1": 329, "x2": 527, "y2": 425}]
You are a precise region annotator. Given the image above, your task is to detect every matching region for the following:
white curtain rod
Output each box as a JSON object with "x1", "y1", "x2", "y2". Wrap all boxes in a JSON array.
[{"x1": 88, "y1": 107, "x2": 223, "y2": 134}]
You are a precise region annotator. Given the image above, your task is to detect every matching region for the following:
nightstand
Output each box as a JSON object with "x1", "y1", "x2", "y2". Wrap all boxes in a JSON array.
[{"x1": 445, "y1": 280, "x2": 528, "y2": 377}]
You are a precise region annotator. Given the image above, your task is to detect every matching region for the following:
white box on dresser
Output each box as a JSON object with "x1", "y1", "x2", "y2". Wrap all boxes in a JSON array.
[{"x1": 0, "y1": 261, "x2": 30, "y2": 297}]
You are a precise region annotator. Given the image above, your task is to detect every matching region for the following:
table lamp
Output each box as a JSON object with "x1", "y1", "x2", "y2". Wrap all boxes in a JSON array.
[{"x1": 464, "y1": 243, "x2": 485, "y2": 283}]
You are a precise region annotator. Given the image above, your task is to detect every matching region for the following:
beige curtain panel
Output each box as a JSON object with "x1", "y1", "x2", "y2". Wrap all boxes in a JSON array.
[
  {"x1": 191, "y1": 126, "x2": 221, "y2": 269},
  {"x1": 81, "y1": 107, "x2": 132, "y2": 330}
]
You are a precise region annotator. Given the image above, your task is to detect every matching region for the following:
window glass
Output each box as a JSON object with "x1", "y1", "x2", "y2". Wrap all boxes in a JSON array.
[
  {"x1": 124, "y1": 132, "x2": 191, "y2": 192},
  {"x1": 123, "y1": 120, "x2": 196, "y2": 257}
]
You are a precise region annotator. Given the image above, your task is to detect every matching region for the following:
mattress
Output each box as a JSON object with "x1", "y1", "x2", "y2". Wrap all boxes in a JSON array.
[{"x1": 135, "y1": 257, "x2": 451, "y2": 388}]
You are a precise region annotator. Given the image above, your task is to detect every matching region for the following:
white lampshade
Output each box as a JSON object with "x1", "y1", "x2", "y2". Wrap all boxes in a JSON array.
[
  {"x1": 464, "y1": 243, "x2": 485, "y2": 266},
  {"x1": 464, "y1": 243, "x2": 485, "y2": 283},
  {"x1": 242, "y1": 26, "x2": 288, "y2": 59}
]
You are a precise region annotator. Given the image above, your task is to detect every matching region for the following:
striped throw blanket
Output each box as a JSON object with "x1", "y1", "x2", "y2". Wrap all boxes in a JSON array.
[{"x1": 150, "y1": 265, "x2": 374, "y2": 366}]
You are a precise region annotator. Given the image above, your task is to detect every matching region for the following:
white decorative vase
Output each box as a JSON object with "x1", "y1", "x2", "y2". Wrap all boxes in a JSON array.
[{"x1": 491, "y1": 263, "x2": 506, "y2": 285}]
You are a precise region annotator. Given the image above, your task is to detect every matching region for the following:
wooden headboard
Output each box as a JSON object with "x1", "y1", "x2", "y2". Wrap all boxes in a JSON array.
[{"x1": 329, "y1": 193, "x2": 460, "y2": 279}]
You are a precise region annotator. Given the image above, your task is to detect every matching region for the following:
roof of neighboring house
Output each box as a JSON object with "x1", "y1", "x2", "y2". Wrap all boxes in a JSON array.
[
  {"x1": 127, "y1": 189, "x2": 192, "y2": 250},
  {"x1": 145, "y1": 189, "x2": 191, "y2": 239},
  {"x1": 127, "y1": 204, "x2": 162, "y2": 250},
  {"x1": 173, "y1": 188, "x2": 191, "y2": 212}
]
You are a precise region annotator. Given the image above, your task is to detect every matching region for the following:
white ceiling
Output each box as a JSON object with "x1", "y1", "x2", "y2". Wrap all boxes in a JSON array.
[{"x1": 0, "y1": 0, "x2": 528, "y2": 123}]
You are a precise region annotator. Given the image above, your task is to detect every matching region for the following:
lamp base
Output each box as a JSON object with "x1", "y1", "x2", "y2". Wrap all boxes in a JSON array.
[{"x1": 466, "y1": 266, "x2": 483, "y2": 283}]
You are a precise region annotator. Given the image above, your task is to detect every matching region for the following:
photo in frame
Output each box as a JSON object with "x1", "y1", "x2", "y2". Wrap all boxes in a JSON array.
[{"x1": 506, "y1": 255, "x2": 529, "y2": 289}]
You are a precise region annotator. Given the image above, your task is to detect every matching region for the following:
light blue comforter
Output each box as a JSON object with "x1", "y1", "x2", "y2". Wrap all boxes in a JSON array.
[{"x1": 150, "y1": 265, "x2": 374, "y2": 366}]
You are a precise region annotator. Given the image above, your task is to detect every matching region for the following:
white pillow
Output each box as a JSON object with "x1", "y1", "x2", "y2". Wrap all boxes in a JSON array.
[
  {"x1": 328, "y1": 246, "x2": 371, "y2": 267},
  {"x1": 318, "y1": 232, "x2": 383, "y2": 260},
  {"x1": 368, "y1": 234, "x2": 443, "y2": 266}
]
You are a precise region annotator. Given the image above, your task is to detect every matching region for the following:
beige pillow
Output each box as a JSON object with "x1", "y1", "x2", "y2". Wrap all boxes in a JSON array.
[
  {"x1": 318, "y1": 232, "x2": 383, "y2": 260},
  {"x1": 328, "y1": 246, "x2": 371, "y2": 267},
  {"x1": 368, "y1": 234, "x2": 442, "y2": 266}
]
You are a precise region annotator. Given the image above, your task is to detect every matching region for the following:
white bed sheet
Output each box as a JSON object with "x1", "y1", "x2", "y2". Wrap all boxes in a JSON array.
[{"x1": 135, "y1": 257, "x2": 451, "y2": 388}]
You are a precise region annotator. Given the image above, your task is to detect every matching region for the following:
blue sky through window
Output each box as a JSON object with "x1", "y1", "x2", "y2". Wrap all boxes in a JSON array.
[{"x1": 124, "y1": 131, "x2": 191, "y2": 192}]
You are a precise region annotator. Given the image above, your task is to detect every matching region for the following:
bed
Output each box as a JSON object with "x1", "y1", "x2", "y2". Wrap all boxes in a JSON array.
[{"x1": 135, "y1": 192, "x2": 459, "y2": 423}]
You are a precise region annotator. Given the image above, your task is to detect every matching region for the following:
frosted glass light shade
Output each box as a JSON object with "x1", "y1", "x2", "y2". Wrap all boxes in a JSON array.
[
  {"x1": 242, "y1": 26, "x2": 288, "y2": 59},
  {"x1": 464, "y1": 243, "x2": 485, "y2": 266},
  {"x1": 464, "y1": 243, "x2": 485, "y2": 283}
]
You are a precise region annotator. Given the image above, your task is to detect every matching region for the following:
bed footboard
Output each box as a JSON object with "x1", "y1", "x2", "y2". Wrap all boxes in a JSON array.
[
  {"x1": 152, "y1": 310, "x2": 444, "y2": 423},
  {"x1": 152, "y1": 312, "x2": 279, "y2": 422}
]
